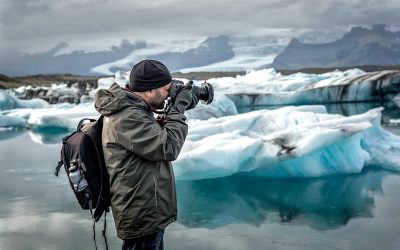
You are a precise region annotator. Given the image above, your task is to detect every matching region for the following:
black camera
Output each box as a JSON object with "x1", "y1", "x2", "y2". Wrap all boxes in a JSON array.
[{"x1": 169, "y1": 80, "x2": 214, "y2": 105}]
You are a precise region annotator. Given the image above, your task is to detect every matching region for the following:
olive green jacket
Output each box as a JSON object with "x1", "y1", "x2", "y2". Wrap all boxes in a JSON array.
[{"x1": 94, "y1": 83, "x2": 188, "y2": 239}]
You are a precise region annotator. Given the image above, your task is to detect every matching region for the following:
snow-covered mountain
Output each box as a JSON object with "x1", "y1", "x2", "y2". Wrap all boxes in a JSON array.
[
  {"x1": 180, "y1": 28, "x2": 346, "y2": 72},
  {"x1": 0, "y1": 28, "x2": 348, "y2": 76},
  {"x1": 91, "y1": 36, "x2": 235, "y2": 75}
]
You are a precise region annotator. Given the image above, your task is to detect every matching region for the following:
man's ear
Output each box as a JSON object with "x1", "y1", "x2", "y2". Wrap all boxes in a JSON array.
[{"x1": 144, "y1": 89, "x2": 153, "y2": 98}]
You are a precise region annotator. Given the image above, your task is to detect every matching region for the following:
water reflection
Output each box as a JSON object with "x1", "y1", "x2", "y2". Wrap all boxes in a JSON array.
[
  {"x1": 1, "y1": 131, "x2": 399, "y2": 249},
  {"x1": 0, "y1": 128, "x2": 25, "y2": 141},
  {"x1": 324, "y1": 101, "x2": 400, "y2": 124},
  {"x1": 0, "y1": 128, "x2": 70, "y2": 143},
  {"x1": 0, "y1": 133, "x2": 120, "y2": 250},
  {"x1": 176, "y1": 170, "x2": 389, "y2": 230},
  {"x1": 29, "y1": 127, "x2": 70, "y2": 144}
]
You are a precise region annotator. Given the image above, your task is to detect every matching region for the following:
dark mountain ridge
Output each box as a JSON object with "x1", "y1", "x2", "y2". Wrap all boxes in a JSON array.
[{"x1": 271, "y1": 24, "x2": 400, "y2": 70}]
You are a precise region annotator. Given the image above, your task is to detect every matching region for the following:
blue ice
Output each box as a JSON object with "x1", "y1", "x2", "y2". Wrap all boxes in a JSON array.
[
  {"x1": 174, "y1": 106, "x2": 400, "y2": 180},
  {"x1": 1, "y1": 70, "x2": 400, "y2": 180},
  {"x1": 213, "y1": 70, "x2": 400, "y2": 106},
  {"x1": 0, "y1": 91, "x2": 49, "y2": 111}
]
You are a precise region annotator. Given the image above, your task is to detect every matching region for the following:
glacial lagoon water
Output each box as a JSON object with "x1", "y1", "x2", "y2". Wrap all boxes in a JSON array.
[{"x1": 1, "y1": 103, "x2": 400, "y2": 250}]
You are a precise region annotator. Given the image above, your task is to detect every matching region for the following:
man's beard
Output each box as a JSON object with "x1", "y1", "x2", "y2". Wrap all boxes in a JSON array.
[{"x1": 149, "y1": 89, "x2": 167, "y2": 109}]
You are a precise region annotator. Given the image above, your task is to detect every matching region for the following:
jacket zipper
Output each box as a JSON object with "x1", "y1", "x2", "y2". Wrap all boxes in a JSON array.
[{"x1": 153, "y1": 175, "x2": 159, "y2": 213}]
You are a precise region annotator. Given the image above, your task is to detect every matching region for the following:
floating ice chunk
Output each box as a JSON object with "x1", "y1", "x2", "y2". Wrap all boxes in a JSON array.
[
  {"x1": 79, "y1": 95, "x2": 93, "y2": 103},
  {"x1": 114, "y1": 71, "x2": 130, "y2": 86},
  {"x1": 362, "y1": 117, "x2": 400, "y2": 171},
  {"x1": 97, "y1": 77, "x2": 115, "y2": 89},
  {"x1": 214, "y1": 70, "x2": 400, "y2": 106},
  {"x1": 186, "y1": 93, "x2": 237, "y2": 120},
  {"x1": 206, "y1": 68, "x2": 368, "y2": 95},
  {"x1": 174, "y1": 107, "x2": 398, "y2": 180},
  {"x1": 89, "y1": 72, "x2": 129, "y2": 98},
  {"x1": 2, "y1": 92, "x2": 236, "y2": 130},
  {"x1": 0, "y1": 114, "x2": 26, "y2": 128},
  {"x1": 92, "y1": 68, "x2": 397, "y2": 108},
  {"x1": 0, "y1": 102, "x2": 78, "y2": 123},
  {"x1": 390, "y1": 119, "x2": 400, "y2": 125},
  {"x1": 46, "y1": 83, "x2": 80, "y2": 97},
  {"x1": 28, "y1": 103, "x2": 98, "y2": 130},
  {"x1": 207, "y1": 68, "x2": 308, "y2": 94},
  {"x1": 1, "y1": 108, "x2": 33, "y2": 120},
  {"x1": 0, "y1": 91, "x2": 49, "y2": 111}
]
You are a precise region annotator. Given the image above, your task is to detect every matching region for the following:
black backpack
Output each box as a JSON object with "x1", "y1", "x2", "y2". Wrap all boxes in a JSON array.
[{"x1": 55, "y1": 116, "x2": 110, "y2": 221}]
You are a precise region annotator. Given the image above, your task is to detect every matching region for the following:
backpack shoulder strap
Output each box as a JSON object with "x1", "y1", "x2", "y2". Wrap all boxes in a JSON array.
[
  {"x1": 55, "y1": 130, "x2": 79, "y2": 177},
  {"x1": 77, "y1": 118, "x2": 97, "y2": 131},
  {"x1": 84, "y1": 115, "x2": 104, "y2": 148},
  {"x1": 54, "y1": 159, "x2": 63, "y2": 177}
]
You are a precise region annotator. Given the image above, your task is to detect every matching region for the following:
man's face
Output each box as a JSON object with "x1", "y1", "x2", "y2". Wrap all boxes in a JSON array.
[{"x1": 148, "y1": 83, "x2": 171, "y2": 109}]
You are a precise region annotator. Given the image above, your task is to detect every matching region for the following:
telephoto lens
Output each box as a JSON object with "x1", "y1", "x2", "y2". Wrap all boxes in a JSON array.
[{"x1": 192, "y1": 81, "x2": 214, "y2": 104}]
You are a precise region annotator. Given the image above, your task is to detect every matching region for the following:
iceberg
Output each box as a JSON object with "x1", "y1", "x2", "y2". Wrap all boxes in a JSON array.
[
  {"x1": 2, "y1": 69, "x2": 399, "y2": 180},
  {"x1": 88, "y1": 73, "x2": 129, "y2": 98},
  {"x1": 210, "y1": 70, "x2": 400, "y2": 106},
  {"x1": 24, "y1": 94, "x2": 237, "y2": 130},
  {"x1": 27, "y1": 103, "x2": 98, "y2": 130},
  {"x1": 44, "y1": 83, "x2": 81, "y2": 98},
  {"x1": 0, "y1": 90, "x2": 236, "y2": 132},
  {"x1": 207, "y1": 68, "x2": 365, "y2": 94},
  {"x1": 185, "y1": 93, "x2": 238, "y2": 120},
  {"x1": 0, "y1": 91, "x2": 49, "y2": 111},
  {"x1": 0, "y1": 114, "x2": 26, "y2": 128},
  {"x1": 25, "y1": 94, "x2": 236, "y2": 131},
  {"x1": 2, "y1": 92, "x2": 398, "y2": 179},
  {"x1": 0, "y1": 110, "x2": 27, "y2": 141},
  {"x1": 174, "y1": 106, "x2": 400, "y2": 180},
  {"x1": 1, "y1": 108, "x2": 33, "y2": 120}
]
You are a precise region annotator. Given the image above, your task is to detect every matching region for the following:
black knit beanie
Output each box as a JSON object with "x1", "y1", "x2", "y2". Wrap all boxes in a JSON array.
[{"x1": 129, "y1": 59, "x2": 172, "y2": 92}]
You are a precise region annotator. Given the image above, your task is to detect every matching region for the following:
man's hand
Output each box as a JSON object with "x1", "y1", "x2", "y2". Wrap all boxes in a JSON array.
[
  {"x1": 186, "y1": 89, "x2": 199, "y2": 111},
  {"x1": 170, "y1": 81, "x2": 199, "y2": 113},
  {"x1": 171, "y1": 88, "x2": 193, "y2": 113}
]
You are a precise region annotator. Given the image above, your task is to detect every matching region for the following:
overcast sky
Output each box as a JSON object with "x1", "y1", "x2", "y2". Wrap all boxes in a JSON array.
[{"x1": 1, "y1": 0, "x2": 400, "y2": 53}]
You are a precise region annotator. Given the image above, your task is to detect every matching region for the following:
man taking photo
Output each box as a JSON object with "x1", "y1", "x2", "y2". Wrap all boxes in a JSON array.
[{"x1": 95, "y1": 59, "x2": 199, "y2": 250}]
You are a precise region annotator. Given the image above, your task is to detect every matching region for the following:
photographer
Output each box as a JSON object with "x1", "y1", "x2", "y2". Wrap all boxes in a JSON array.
[{"x1": 94, "y1": 59, "x2": 199, "y2": 250}]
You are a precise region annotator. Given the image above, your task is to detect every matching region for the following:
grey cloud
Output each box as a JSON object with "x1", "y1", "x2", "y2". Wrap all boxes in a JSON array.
[
  {"x1": 0, "y1": 0, "x2": 51, "y2": 25},
  {"x1": 1, "y1": 0, "x2": 400, "y2": 52}
]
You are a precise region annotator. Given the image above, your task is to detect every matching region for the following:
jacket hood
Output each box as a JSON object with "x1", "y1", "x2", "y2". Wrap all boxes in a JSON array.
[{"x1": 95, "y1": 82, "x2": 147, "y2": 116}]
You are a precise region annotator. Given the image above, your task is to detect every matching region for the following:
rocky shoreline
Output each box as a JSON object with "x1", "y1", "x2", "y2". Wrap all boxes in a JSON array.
[{"x1": 0, "y1": 74, "x2": 100, "y2": 89}]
